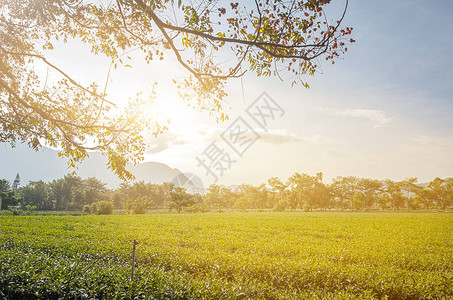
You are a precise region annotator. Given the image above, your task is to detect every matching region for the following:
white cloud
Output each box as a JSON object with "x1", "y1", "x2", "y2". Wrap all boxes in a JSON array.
[
  {"x1": 257, "y1": 129, "x2": 303, "y2": 144},
  {"x1": 335, "y1": 109, "x2": 394, "y2": 128},
  {"x1": 197, "y1": 127, "x2": 340, "y2": 146},
  {"x1": 145, "y1": 131, "x2": 187, "y2": 154},
  {"x1": 199, "y1": 127, "x2": 313, "y2": 145},
  {"x1": 409, "y1": 135, "x2": 453, "y2": 148}
]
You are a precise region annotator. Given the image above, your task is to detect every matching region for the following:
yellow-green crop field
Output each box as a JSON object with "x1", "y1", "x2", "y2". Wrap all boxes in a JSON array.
[{"x1": 1, "y1": 212, "x2": 452, "y2": 299}]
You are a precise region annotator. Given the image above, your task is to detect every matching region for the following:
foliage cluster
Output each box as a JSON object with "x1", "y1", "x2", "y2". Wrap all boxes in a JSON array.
[
  {"x1": 2, "y1": 173, "x2": 453, "y2": 214},
  {"x1": 4, "y1": 175, "x2": 108, "y2": 211},
  {"x1": 0, "y1": 0, "x2": 354, "y2": 179},
  {"x1": 202, "y1": 175, "x2": 453, "y2": 212}
]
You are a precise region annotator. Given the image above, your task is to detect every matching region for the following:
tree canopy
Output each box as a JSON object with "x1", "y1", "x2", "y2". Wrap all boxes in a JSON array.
[
  {"x1": 2, "y1": 173, "x2": 453, "y2": 213},
  {"x1": 0, "y1": 0, "x2": 354, "y2": 179}
]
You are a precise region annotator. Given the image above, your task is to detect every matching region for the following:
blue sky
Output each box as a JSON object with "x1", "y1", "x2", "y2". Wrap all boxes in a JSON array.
[{"x1": 1, "y1": 0, "x2": 452, "y2": 186}]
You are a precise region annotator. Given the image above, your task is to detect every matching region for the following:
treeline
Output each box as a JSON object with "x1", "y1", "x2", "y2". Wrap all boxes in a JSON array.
[
  {"x1": 204, "y1": 174, "x2": 453, "y2": 212},
  {"x1": 1, "y1": 173, "x2": 453, "y2": 213},
  {"x1": 0, "y1": 176, "x2": 109, "y2": 211}
]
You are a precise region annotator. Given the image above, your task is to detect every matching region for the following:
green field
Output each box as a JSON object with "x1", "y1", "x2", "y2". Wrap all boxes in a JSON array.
[{"x1": 1, "y1": 212, "x2": 452, "y2": 299}]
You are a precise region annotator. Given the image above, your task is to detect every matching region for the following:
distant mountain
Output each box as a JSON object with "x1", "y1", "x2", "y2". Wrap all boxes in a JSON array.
[{"x1": 0, "y1": 143, "x2": 185, "y2": 188}]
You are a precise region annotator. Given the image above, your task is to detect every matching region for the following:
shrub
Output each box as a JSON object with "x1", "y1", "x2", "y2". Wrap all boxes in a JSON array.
[
  {"x1": 10, "y1": 208, "x2": 23, "y2": 216},
  {"x1": 0, "y1": 210, "x2": 12, "y2": 216},
  {"x1": 126, "y1": 196, "x2": 153, "y2": 214},
  {"x1": 96, "y1": 201, "x2": 113, "y2": 215},
  {"x1": 83, "y1": 205, "x2": 91, "y2": 214},
  {"x1": 130, "y1": 202, "x2": 146, "y2": 214},
  {"x1": 90, "y1": 203, "x2": 97, "y2": 214},
  {"x1": 25, "y1": 205, "x2": 37, "y2": 215}
]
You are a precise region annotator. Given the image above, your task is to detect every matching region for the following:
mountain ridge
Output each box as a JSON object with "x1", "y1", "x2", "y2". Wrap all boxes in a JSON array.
[{"x1": 0, "y1": 143, "x2": 184, "y2": 188}]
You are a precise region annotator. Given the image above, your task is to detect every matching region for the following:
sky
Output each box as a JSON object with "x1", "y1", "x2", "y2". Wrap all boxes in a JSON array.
[{"x1": 2, "y1": 0, "x2": 453, "y2": 187}]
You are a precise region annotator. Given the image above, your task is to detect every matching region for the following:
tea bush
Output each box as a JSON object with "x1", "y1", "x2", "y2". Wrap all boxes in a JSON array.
[{"x1": 0, "y1": 212, "x2": 452, "y2": 299}]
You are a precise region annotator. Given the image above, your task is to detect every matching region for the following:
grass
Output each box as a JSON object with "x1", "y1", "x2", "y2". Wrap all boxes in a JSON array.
[{"x1": 1, "y1": 212, "x2": 452, "y2": 299}]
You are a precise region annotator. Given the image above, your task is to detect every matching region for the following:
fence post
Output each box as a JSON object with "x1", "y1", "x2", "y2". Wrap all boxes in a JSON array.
[{"x1": 131, "y1": 239, "x2": 139, "y2": 281}]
